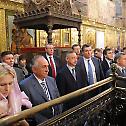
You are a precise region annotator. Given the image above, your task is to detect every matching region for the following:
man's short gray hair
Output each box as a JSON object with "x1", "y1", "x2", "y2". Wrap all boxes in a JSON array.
[{"x1": 114, "y1": 52, "x2": 126, "y2": 63}]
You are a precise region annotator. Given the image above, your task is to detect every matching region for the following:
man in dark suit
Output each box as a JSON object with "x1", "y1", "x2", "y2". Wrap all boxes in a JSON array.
[
  {"x1": 20, "y1": 55, "x2": 62, "y2": 125},
  {"x1": 106, "y1": 52, "x2": 126, "y2": 88},
  {"x1": 1, "y1": 51, "x2": 25, "y2": 83},
  {"x1": 43, "y1": 43, "x2": 62, "y2": 79},
  {"x1": 101, "y1": 48, "x2": 114, "y2": 76},
  {"x1": 56, "y1": 51, "x2": 84, "y2": 111},
  {"x1": 77, "y1": 44, "x2": 104, "y2": 97}
]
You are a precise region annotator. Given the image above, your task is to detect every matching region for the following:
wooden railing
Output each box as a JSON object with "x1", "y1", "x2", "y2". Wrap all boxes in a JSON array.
[
  {"x1": 1, "y1": 63, "x2": 126, "y2": 126},
  {"x1": 0, "y1": 77, "x2": 114, "y2": 126}
]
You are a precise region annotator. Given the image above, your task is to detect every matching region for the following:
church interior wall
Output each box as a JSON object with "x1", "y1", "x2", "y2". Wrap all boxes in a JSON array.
[{"x1": 0, "y1": 0, "x2": 126, "y2": 52}]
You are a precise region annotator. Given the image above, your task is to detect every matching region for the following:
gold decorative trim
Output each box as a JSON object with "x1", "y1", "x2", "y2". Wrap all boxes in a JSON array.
[{"x1": 0, "y1": 0, "x2": 24, "y2": 12}]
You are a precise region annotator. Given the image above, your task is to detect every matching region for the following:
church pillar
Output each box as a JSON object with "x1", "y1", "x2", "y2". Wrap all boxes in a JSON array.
[
  {"x1": 0, "y1": 9, "x2": 7, "y2": 51},
  {"x1": 78, "y1": 27, "x2": 81, "y2": 46},
  {"x1": 47, "y1": 25, "x2": 53, "y2": 44}
]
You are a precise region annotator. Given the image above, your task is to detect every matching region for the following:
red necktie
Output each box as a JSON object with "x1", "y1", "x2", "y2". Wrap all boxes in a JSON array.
[{"x1": 49, "y1": 57, "x2": 56, "y2": 78}]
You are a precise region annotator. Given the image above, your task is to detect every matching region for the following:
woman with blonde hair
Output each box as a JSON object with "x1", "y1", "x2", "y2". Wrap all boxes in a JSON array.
[{"x1": 0, "y1": 63, "x2": 32, "y2": 125}]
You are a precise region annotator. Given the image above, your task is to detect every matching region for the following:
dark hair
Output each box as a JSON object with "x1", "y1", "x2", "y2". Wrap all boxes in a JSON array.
[
  {"x1": 123, "y1": 47, "x2": 126, "y2": 51},
  {"x1": 72, "y1": 44, "x2": 80, "y2": 50},
  {"x1": 103, "y1": 48, "x2": 112, "y2": 56},
  {"x1": 82, "y1": 44, "x2": 91, "y2": 51},
  {"x1": 18, "y1": 54, "x2": 26, "y2": 61},
  {"x1": 1, "y1": 51, "x2": 13, "y2": 58},
  {"x1": 94, "y1": 48, "x2": 102, "y2": 53}
]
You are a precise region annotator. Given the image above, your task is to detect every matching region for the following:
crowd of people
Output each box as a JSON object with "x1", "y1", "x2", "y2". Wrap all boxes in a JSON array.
[{"x1": 0, "y1": 43, "x2": 126, "y2": 125}]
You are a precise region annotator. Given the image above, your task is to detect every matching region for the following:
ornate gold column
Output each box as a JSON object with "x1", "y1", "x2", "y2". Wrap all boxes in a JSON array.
[
  {"x1": 0, "y1": 8, "x2": 6, "y2": 52},
  {"x1": 0, "y1": 0, "x2": 24, "y2": 52}
]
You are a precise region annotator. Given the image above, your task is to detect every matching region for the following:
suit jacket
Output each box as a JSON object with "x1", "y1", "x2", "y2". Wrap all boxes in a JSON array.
[
  {"x1": 56, "y1": 65, "x2": 85, "y2": 111},
  {"x1": 14, "y1": 67, "x2": 25, "y2": 83},
  {"x1": 43, "y1": 54, "x2": 62, "y2": 78},
  {"x1": 19, "y1": 75, "x2": 62, "y2": 125},
  {"x1": 106, "y1": 68, "x2": 126, "y2": 88},
  {"x1": 101, "y1": 59, "x2": 110, "y2": 77},
  {"x1": 77, "y1": 56, "x2": 104, "y2": 99},
  {"x1": 77, "y1": 56, "x2": 104, "y2": 87}
]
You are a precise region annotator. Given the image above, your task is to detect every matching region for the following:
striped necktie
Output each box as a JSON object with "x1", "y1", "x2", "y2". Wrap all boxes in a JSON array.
[
  {"x1": 41, "y1": 81, "x2": 51, "y2": 100},
  {"x1": 41, "y1": 81, "x2": 55, "y2": 115}
]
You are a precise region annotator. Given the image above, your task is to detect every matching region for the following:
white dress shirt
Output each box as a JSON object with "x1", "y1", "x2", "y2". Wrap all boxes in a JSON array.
[
  {"x1": 46, "y1": 53, "x2": 57, "y2": 75},
  {"x1": 83, "y1": 57, "x2": 97, "y2": 83}
]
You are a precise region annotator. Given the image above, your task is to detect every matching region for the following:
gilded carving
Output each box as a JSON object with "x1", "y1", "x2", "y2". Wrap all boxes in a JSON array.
[
  {"x1": 11, "y1": 28, "x2": 34, "y2": 52},
  {"x1": 24, "y1": 0, "x2": 74, "y2": 16},
  {"x1": 85, "y1": 28, "x2": 96, "y2": 48}
]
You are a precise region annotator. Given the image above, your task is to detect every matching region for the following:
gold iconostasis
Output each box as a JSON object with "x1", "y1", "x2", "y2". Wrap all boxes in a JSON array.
[
  {"x1": 10, "y1": 25, "x2": 126, "y2": 52},
  {"x1": 0, "y1": 0, "x2": 126, "y2": 52},
  {"x1": 36, "y1": 28, "x2": 79, "y2": 48}
]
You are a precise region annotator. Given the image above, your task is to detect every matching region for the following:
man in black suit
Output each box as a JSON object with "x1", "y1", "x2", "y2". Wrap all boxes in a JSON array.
[
  {"x1": 20, "y1": 55, "x2": 62, "y2": 125},
  {"x1": 101, "y1": 48, "x2": 114, "y2": 76},
  {"x1": 56, "y1": 51, "x2": 84, "y2": 111},
  {"x1": 77, "y1": 44, "x2": 104, "y2": 97},
  {"x1": 44, "y1": 43, "x2": 62, "y2": 79}
]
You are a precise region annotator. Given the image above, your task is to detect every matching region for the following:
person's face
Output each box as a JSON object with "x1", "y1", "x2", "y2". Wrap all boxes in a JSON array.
[
  {"x1": 123, "y1": 49, "x2": 126, "y2": 54},
  {"x1": 32, "y1": 58, "x2": 49, "y2": 79},
  {"x1": 2, "y1": 54, "x2": 14, "y2": 67},
  {"x1": 45, "y1": 45, "x2": 54, "y2": 56},
  {"x1": 73, "y1": 46, "x2": 81, "y2": 55},
  {"x1": 117, "y1": 55, "x2": 126, "y2": 67},
  {"x1": 82, "y1": 46, "x2": 92, "y2": 59},
  {"x1": 105, "y1": 50, "x2": 114, "y2": 60},
  {"x1": 66, "y1": 53, "x2": 77, "y2": 67},
  {"x1": 94, "y1": 51, "x2": 102, "y2": 59},
  {"x1": 0, "y1": 74, "x2": 13, "y2": 98},
  {"x1": 19, "y1": 59, "x2": 26, "y2": 67}
]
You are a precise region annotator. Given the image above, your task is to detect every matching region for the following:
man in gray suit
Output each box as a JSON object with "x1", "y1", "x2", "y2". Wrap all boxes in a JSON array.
[
  {"x1": 107, "y1": 52, "x2": 126, "y2": 88},
  {"x1": 20, "y1": 55, "x2": 62, "y2": 125}
]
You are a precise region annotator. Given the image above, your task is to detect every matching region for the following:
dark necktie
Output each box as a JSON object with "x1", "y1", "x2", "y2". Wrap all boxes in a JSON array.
[
  {"x1": 49, "y1": 57, "x2": 56, "y2": 78},
  {"x1": 88, "y1": 60, "x2": 94, "y2": 85},
  {"x1": 72, "y1": 68, "x2": 76, "y2": 80}
]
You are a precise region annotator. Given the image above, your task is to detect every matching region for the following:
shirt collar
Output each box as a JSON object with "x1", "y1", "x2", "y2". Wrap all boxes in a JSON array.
[
  {"x1": 83, "y1": 57, "x2": 91, "y2": 61},
  {"x1": 116, "y1": 64, "x2": 126, "y2": 71},
  {"x1": 33, "y1": 74, "x2": 45, "y2": 83},
  {"x1": 67, "y1": 64, "x2": 75, "y2": 70},
  {"x1": 105, "y1": 58, "x2": 112, "y2": 63},
  {"x1": 46, "y1": 53, "x2": 53, "y2": 59}
]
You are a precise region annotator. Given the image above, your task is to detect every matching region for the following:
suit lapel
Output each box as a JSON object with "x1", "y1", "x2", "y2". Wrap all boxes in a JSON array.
[
  {"x1": 81, "y1": 57, "x2": 88, "y2": 80},
  {"x1": 91, "y1": 57, "x2": 98, "y2": 73},
  {"x1": 65, "y1": 65, "x2": 76, "y2": 81}
]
